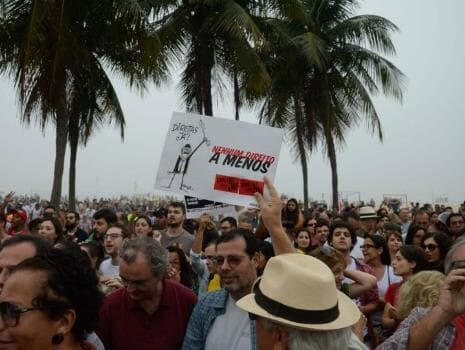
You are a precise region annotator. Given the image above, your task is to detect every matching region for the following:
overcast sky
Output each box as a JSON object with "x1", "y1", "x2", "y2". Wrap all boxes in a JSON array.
[{"x1": 1, "y1": 0, "x2": 464, "y2": 206}]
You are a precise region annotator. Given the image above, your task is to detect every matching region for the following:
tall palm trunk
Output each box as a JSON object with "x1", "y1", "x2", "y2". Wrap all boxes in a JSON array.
[
  {"x1": 293, "y1": 96, "x2": 309, "y2": 216},
  {"x1": 325, "y1": 130, "x2": 339, "y2": 212},
  {"x1": 50, "y1": 95, "x2": 68, "y2": 208},
  {"x1": 68, "y1": 111, "x2": 79, "y2": 211},
  {"x1": 234, "y1": 70, "x2": 241, "y2": 121}
]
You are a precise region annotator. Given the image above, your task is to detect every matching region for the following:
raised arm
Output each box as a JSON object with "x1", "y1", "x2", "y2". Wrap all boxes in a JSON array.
[
  {"x1": 255, "y1": 177, "x2": 294, "y2": 255},
  {"x1": 344, "y1": 269, "x2": 377, "y2": 298},
  {"x1": 407, "y1": 268, "x2": 465, "y2": 350}
]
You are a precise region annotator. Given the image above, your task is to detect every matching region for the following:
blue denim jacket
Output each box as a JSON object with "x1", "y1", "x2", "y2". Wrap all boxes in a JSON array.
[{"x1": 182, "y1": 289, "x2": 257, "y2": 350}]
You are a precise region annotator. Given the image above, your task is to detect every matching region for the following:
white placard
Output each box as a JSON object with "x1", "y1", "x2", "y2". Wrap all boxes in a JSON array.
[{"x1": 155, "y1": 112, "x2": 283, "y2": 208}]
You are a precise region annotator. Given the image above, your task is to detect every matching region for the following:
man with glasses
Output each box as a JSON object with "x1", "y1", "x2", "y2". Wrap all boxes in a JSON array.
[
  {"x1": 63, "y1": 210, "x2": 88, "y2": 243},
  {"x1": 99, "y1": 223, "x2": 129, "y2": 292},
  {"x1": 378, "y1": 237, "x2": 465, "y2": 350},
  {"x1": 183, "y1": 177, "x2": 294, "y2": 350},
  {"x1": 97, "y1": 236, "x2": 197, "y2": 350}
]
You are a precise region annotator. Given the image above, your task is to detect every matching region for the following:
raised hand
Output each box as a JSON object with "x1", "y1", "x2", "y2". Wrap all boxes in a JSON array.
[{"x1": 254, "y1": 176, "x2": 282, "y2": 231}]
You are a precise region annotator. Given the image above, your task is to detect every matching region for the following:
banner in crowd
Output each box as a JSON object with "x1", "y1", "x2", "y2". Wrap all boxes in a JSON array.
[
  {"x1": 184, "y1": 196, "x2": 236, "y2": 220},
  {"x1": 155, "y1": 112, "x2": 284, "y2": 207}
]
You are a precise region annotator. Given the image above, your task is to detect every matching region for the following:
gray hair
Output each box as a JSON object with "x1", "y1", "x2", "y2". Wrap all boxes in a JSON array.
[
  {"x1": 444, "y1": 236, "x2": 465, "y2": 273},
  {"x1": 262, "y1": 319, "x2": 368, "y2": 350},
  {"x1": 119, "y1": 236, "x2": 168, "y2": 278}
]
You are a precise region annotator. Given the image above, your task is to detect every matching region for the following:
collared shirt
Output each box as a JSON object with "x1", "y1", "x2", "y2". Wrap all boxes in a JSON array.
[
  {"x1": 97, "y1": 279, "x2": 197, "y2": 350},
  {"x1": 182, "y1": 289, "x2": 257, "y2": 350},
  {"x1": 376, "y1": 307, "x2": 456, "y2": 350}
]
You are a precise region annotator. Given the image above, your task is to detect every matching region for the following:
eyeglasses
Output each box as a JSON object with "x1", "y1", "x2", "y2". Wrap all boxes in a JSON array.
[
  {"x1": 422, "y1": 244, "x2": 438, "y2": 251},
  {"x1": 361, "y1": 244, "x2": 376, "y2": 250},
  {"x1": 120, "y1": 275, "x2": 153, "y2": 287},
  {"x1": 103, "y1": 233, "x2": 123, "y2": 240},
  {"x1": 0, "y1": 301, "x2": 43, "y2": 327},
  {"x1": 215, "y1": 255, "x2": 248, "y2": 268}
]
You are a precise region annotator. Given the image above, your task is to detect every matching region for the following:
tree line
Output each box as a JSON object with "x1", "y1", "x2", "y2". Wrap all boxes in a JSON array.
[{"x1": 0, "y1": 0, "x2": 404, "y2": 212}]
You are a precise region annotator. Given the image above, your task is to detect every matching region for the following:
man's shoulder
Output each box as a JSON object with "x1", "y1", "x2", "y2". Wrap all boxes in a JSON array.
[
  {"x1": 181, "y1": 229, "x2": 194, "y2": 241},
  {"x1": 197, "y1": 289, "x2": 228, "y2": 309},
  {"x1": 101, "y1": 288, "x2": 127, "y2": 309},
  {"x1": 165, "y1": 279, "x2": 197, "y2": 303}
]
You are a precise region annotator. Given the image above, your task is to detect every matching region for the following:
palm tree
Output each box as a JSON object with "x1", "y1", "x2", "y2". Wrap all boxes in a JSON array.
[
  {"x1": 67, "y1": 69, "x2": 125, "y2": 211},
  {"x1": 260, "y1": 0, "x2": 404, "y2": 212},
  {"x1": 156, "y1": 0, "x2": 270, "y2": 116},
  {"x1": 0, "y1": 0, "x2": 165, "y2": 208},
  {"x1": 257, "y1": 1, "x2": 322, "y2": 214}
]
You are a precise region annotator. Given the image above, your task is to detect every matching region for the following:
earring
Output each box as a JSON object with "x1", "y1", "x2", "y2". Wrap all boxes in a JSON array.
[{"x1": 52, "y1": 333, "x2": 64, "y2": 345}]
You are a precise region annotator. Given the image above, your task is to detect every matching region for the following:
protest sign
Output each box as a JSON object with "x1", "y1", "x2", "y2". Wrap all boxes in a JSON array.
[
  {"x1": 184, "y1": 196, "x2": 236, "y2": 220},
  {"x1": 155, "y1": 112, "x2": 283, "y2": 207}
]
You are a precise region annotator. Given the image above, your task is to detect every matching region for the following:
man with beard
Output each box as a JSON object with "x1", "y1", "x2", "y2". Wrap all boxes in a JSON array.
[
  {"x1": 447, "y1": 213, "x2": 465, "y2": 241},
  {"x1": 182, "y1": 177, "x2": 294, "y2": 350},
  {"x1": 86, "y1": 208, "x2": 117, "y2": 243},
  {"x1": 160, "y1": 202, "x2": 194, "y2": 255},
  {"x1": 64, "y1": 210, "x2": 88, "y2": 243}
]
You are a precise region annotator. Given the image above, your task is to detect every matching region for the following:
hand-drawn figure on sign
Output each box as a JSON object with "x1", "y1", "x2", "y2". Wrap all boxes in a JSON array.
[{"x1": 165, "y1": 120, "x2": 210, "y2": 191}]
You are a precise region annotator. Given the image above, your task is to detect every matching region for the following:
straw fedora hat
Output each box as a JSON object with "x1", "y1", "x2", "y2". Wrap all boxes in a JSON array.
[
  {"x1": 236, "y1": 254, "x2": 360, "y2": 330},
  {"x1": 358, "y1": 206, "x2": 378, "y2": 220}
]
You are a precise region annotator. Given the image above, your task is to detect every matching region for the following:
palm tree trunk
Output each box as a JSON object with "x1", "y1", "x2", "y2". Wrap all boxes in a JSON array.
[
  {"x1": 326, "y1": 131, "x2": 339, "y2": 212},
  {"x1": 68, "y1": 112, "x2": 79, "y2": 211},
  {"x1": 293, "y1": 96, "x2": 309, "y2": 216},
  {"x1": 204, "y1": 68, "x2": 213, "y2": 116},
  {"x1": 50, "y1": 102, "x2": 68, "y2": 208},
  {"x1": 234, "y1": 71, "x2": 240, "y2": 121}
]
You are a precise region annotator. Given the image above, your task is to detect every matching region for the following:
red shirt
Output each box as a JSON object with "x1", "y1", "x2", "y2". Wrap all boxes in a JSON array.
[
  {"x1": 384, "y1": 281, "x2": 403, "y2": 306},
  {"x1": 97, "y1": 279, "x2": 197, "y2": 350},
  {"x1": 452, "y1": 315, "x2": 465, "y2": 350}
]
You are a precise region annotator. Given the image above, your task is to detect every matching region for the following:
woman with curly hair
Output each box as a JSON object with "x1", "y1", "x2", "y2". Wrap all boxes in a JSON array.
[
  {"x1": 0, "y1": 245, "x2": 103, "y2": 349},
  {"x1": 395, "y1": 270, "x2": 445, "y2": 321}
]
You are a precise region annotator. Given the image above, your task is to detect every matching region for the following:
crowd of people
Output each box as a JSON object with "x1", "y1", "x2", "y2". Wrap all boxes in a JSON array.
[{"x1": 0, "y1": 185, "x2": 464, "y2": 349}]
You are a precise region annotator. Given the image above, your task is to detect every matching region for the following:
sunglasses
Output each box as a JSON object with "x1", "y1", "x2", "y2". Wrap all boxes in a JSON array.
[
  {"x1": 422, "y1": 244, "x2": 438, "y2": 251},
  {"x1": 0, "y1": 301, "x2": 42, "y2": 327}
]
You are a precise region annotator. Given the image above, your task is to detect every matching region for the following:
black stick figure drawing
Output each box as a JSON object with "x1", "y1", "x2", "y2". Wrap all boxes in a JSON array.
[{"x1": 165, "y1": 120, "x2": 210, "y2": 191}]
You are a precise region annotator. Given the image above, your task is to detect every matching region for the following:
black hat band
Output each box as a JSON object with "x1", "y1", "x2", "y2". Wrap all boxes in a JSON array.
[{"x1": 254, "y1": 285, "x2": 340, "y2": 324}]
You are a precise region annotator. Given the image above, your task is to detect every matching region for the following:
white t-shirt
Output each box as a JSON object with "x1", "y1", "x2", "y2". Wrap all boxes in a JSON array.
[
  {"x1": 99, "y1": 258, "x2": 119, "y2": 278},
  {"x1": 351, "y1": 237, "x2": 365, "y2": 260},
  {"x1": 205, "y1": 295, "x2": 252, "y2": 350},
  {"x1": 378, "y1": 265, "x2": 402, "y2": 300}
]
